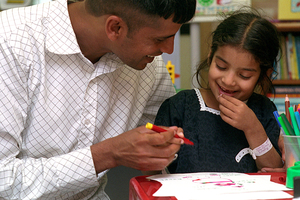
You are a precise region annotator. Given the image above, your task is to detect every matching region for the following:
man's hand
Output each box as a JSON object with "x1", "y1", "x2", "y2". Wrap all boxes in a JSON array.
[{"x1": 91, "y1": 125, "x2": 183, "y2": 174}]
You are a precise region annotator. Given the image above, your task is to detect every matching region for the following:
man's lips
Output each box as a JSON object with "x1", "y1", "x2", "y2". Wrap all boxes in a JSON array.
[
  {"x1": 145, "y1": 55, "x2": 155, "y2": 63},
  {"x1": 146, "y1": 55, "x2": 155, "y2": 58}
]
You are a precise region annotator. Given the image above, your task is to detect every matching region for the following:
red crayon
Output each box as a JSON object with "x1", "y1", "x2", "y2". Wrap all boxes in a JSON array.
[
  {"x1": 145, "y1": 122, "x2": 194, "y2": 145},
  {"x1": 285, "y1": 94, "x2": 291, "y2": 124}
]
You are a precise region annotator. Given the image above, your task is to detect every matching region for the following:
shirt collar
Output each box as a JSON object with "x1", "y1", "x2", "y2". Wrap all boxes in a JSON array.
[
  {"x1": 45, "y1": 0, "x2": 129, "y2": 74},
  {"x1": 46, "y1": 0, "x2": 81, "y2": 55}
]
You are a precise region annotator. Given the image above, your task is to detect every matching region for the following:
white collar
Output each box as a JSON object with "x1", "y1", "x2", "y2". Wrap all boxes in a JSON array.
[{"x1": 46, "y1": 0, "x2": 81, "y2": 55}]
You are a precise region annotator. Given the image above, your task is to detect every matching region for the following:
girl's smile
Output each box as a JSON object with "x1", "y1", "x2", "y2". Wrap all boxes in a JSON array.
[
  {"x1": 218, "y1": 84, "x2": 237, "y2": 96},
  {"x1": 208, "y1": 45, "x2": 261, "y2": 102}
]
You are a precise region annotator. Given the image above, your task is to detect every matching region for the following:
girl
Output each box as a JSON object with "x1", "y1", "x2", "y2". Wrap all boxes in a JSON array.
[{"x1": 154, "y1": 9, "x2": 283, "y2": 173}]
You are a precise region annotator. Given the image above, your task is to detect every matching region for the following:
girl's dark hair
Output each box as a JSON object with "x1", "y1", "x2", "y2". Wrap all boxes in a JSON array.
[
  {"x1": 85, "y1": 0, "x2": 196, "y2": 33},
  {"x1": 196, "y1": 8, "x2": 281, "y2": 95}
]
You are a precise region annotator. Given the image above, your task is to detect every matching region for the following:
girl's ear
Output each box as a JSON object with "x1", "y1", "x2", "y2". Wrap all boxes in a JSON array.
[
  {"x1": 105, "y1": 16, "x2": 127, "y2": 41},
  {"x1": 208, "y1": 49, "x2": 212, "y2": 58},
  {"x1": 207, "y1": 50, "x2": 212, "y2": 65},
  {"x1": 267, "y1": 68, "x2": 273, "y2": 78}
]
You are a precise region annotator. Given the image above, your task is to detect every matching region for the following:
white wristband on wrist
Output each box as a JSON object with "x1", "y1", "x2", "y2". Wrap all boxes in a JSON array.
[{"x1": 235, "y1": 138, "x2": 273, "y2": 163}]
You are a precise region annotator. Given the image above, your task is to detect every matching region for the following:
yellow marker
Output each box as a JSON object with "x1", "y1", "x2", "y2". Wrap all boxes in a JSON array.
[
  {"x1": 145, "y1": 122, "x2": 194, "y2": 145},
  {"x1": 145, "y1": 122, "x2": 154, "y2": 130}
]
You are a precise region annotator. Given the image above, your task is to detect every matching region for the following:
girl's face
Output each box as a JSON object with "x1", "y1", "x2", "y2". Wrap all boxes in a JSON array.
[{"x1": 208, "y1": 45, "x2": 261, "y2": 102}]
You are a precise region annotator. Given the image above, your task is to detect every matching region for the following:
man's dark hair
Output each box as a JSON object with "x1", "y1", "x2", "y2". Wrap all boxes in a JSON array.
[{"x1": 85, "y1": 0, "x2": 196, "y2": 32}]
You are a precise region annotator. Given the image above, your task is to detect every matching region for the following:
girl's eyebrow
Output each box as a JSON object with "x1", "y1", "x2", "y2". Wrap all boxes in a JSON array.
[
  {"x1": 242, "y1": 68, "x2": 257, "y2": 72},
  {"x1": 215, "y1": 55, "x2": 258, "y2": 72},
  {"x1": 215, "y1": 55, "x2": 228, "y2": 64}
]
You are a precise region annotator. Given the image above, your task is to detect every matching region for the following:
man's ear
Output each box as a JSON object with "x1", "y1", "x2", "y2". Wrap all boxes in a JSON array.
[{"x1": 105, "y1": 16, "x2": 127, "y2": 41}]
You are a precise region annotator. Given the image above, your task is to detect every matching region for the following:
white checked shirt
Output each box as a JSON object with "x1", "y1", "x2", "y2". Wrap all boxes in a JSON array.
[{"x1": 0, "y1": 0, "x2": 176, "y2": 199}]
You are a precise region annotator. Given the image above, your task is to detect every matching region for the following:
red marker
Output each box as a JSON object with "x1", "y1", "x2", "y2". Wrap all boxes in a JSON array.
[
  {"x1": 285, "y1": 94, "x2": 291, "y2": 124},
  {"x1": 145, "y1": 122, "x2": 194, "y2": 145}
]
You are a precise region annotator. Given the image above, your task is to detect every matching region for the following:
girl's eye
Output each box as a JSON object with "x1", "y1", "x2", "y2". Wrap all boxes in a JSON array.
[
  {"x1": 216, "y1": 65, "x2": 226, "y2": 70},
  {"x1": 240, "y1": 74, "x2": 251, "y2": 79}
]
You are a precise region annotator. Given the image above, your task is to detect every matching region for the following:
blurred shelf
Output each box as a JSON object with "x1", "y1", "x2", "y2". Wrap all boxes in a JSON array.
[
  {"x1": 273, "y1": 22, "x2": 300, "y2": 32},
  {"x1": 273, "y1": 80, "x2": 300, "y2": 85},
  {"x1": 273, "y1": 21, "x2": 300, "y2": 85}
]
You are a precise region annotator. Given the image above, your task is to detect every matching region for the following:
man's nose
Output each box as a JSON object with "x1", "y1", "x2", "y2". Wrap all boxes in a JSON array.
[{"x1": 160, "y1": 37, "x2": 174, "y2": 54}]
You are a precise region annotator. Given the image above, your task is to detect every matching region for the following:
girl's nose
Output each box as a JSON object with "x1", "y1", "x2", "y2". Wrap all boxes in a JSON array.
[{"x1": 221, "y1": 72, "x2": 236, "y2": 86}]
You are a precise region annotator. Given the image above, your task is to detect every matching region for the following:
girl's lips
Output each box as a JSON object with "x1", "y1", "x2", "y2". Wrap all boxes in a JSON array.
[{"x1": 218, "y1": 85, "x2": 236, "y2": 97}]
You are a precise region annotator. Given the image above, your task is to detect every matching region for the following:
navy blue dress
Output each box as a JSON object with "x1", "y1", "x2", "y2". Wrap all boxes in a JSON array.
[{"x1": 154, "y1": 89, "x2": 281, "y2": 173}]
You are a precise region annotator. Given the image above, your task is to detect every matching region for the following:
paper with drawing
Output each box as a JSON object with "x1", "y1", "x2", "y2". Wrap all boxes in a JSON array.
[{"x1": 147, "y1": 172, "x2": 292, "y2": 200}]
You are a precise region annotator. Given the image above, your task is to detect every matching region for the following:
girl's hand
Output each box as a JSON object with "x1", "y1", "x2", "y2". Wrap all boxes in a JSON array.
[
  {"x1": 258, "y1": 135, "x2": 286, "y2": 173},
  {"x1": 218, "y1": 94, "x2": 283, "y2": 170},
  {"x1": 218, "y1": 94, "x2": 260, "y2": 132}
]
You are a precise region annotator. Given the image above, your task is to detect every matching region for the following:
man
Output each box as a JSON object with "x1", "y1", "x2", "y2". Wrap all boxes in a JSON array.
[{"x1": 0, "y1": 0, "x2": 196, "y2": 199}]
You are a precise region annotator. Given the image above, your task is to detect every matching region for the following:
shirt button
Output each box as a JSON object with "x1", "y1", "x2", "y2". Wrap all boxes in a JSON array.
[{"x1": 84, "y1": 119, "x2": 91, "y2": 125}]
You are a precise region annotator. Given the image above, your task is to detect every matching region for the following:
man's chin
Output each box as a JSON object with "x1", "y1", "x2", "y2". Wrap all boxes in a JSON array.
[{"x1": 130, "y1": 63, "x2": 148, "y2": 71}]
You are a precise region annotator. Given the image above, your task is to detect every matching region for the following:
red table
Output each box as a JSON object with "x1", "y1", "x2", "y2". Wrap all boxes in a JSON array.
[{"x1": 129, "y1": 172, "x2": 293, "y2": 200}]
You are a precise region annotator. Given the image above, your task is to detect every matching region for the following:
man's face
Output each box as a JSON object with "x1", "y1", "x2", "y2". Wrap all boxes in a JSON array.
[{"x1": 112, "y1": 17, "x2": 182, "y2": 70}]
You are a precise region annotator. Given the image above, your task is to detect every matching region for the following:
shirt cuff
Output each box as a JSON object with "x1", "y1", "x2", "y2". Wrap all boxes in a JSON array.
[{"x1": 54, "y1": 146, "x2": 99, "y2": 190}]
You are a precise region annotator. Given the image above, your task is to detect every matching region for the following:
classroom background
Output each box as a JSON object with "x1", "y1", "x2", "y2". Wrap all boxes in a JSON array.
[
  {"x1": 107, "y1": 0, "x2": 300, "y2": 199},
  {"x1": 1, "y1": 0, "x2": 299, "y2": 199}
]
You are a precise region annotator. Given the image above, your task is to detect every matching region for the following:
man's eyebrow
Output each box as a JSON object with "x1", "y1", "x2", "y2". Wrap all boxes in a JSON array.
[
  {"x1": 215, "y1": 55, "x2": 257, "y2": 72},
  {"x1": 166, "y1": 34, "x2": 176, "y2": 38},
  {"x1": 157, "y1": 34, "x2": 176, "y2": 39}
]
